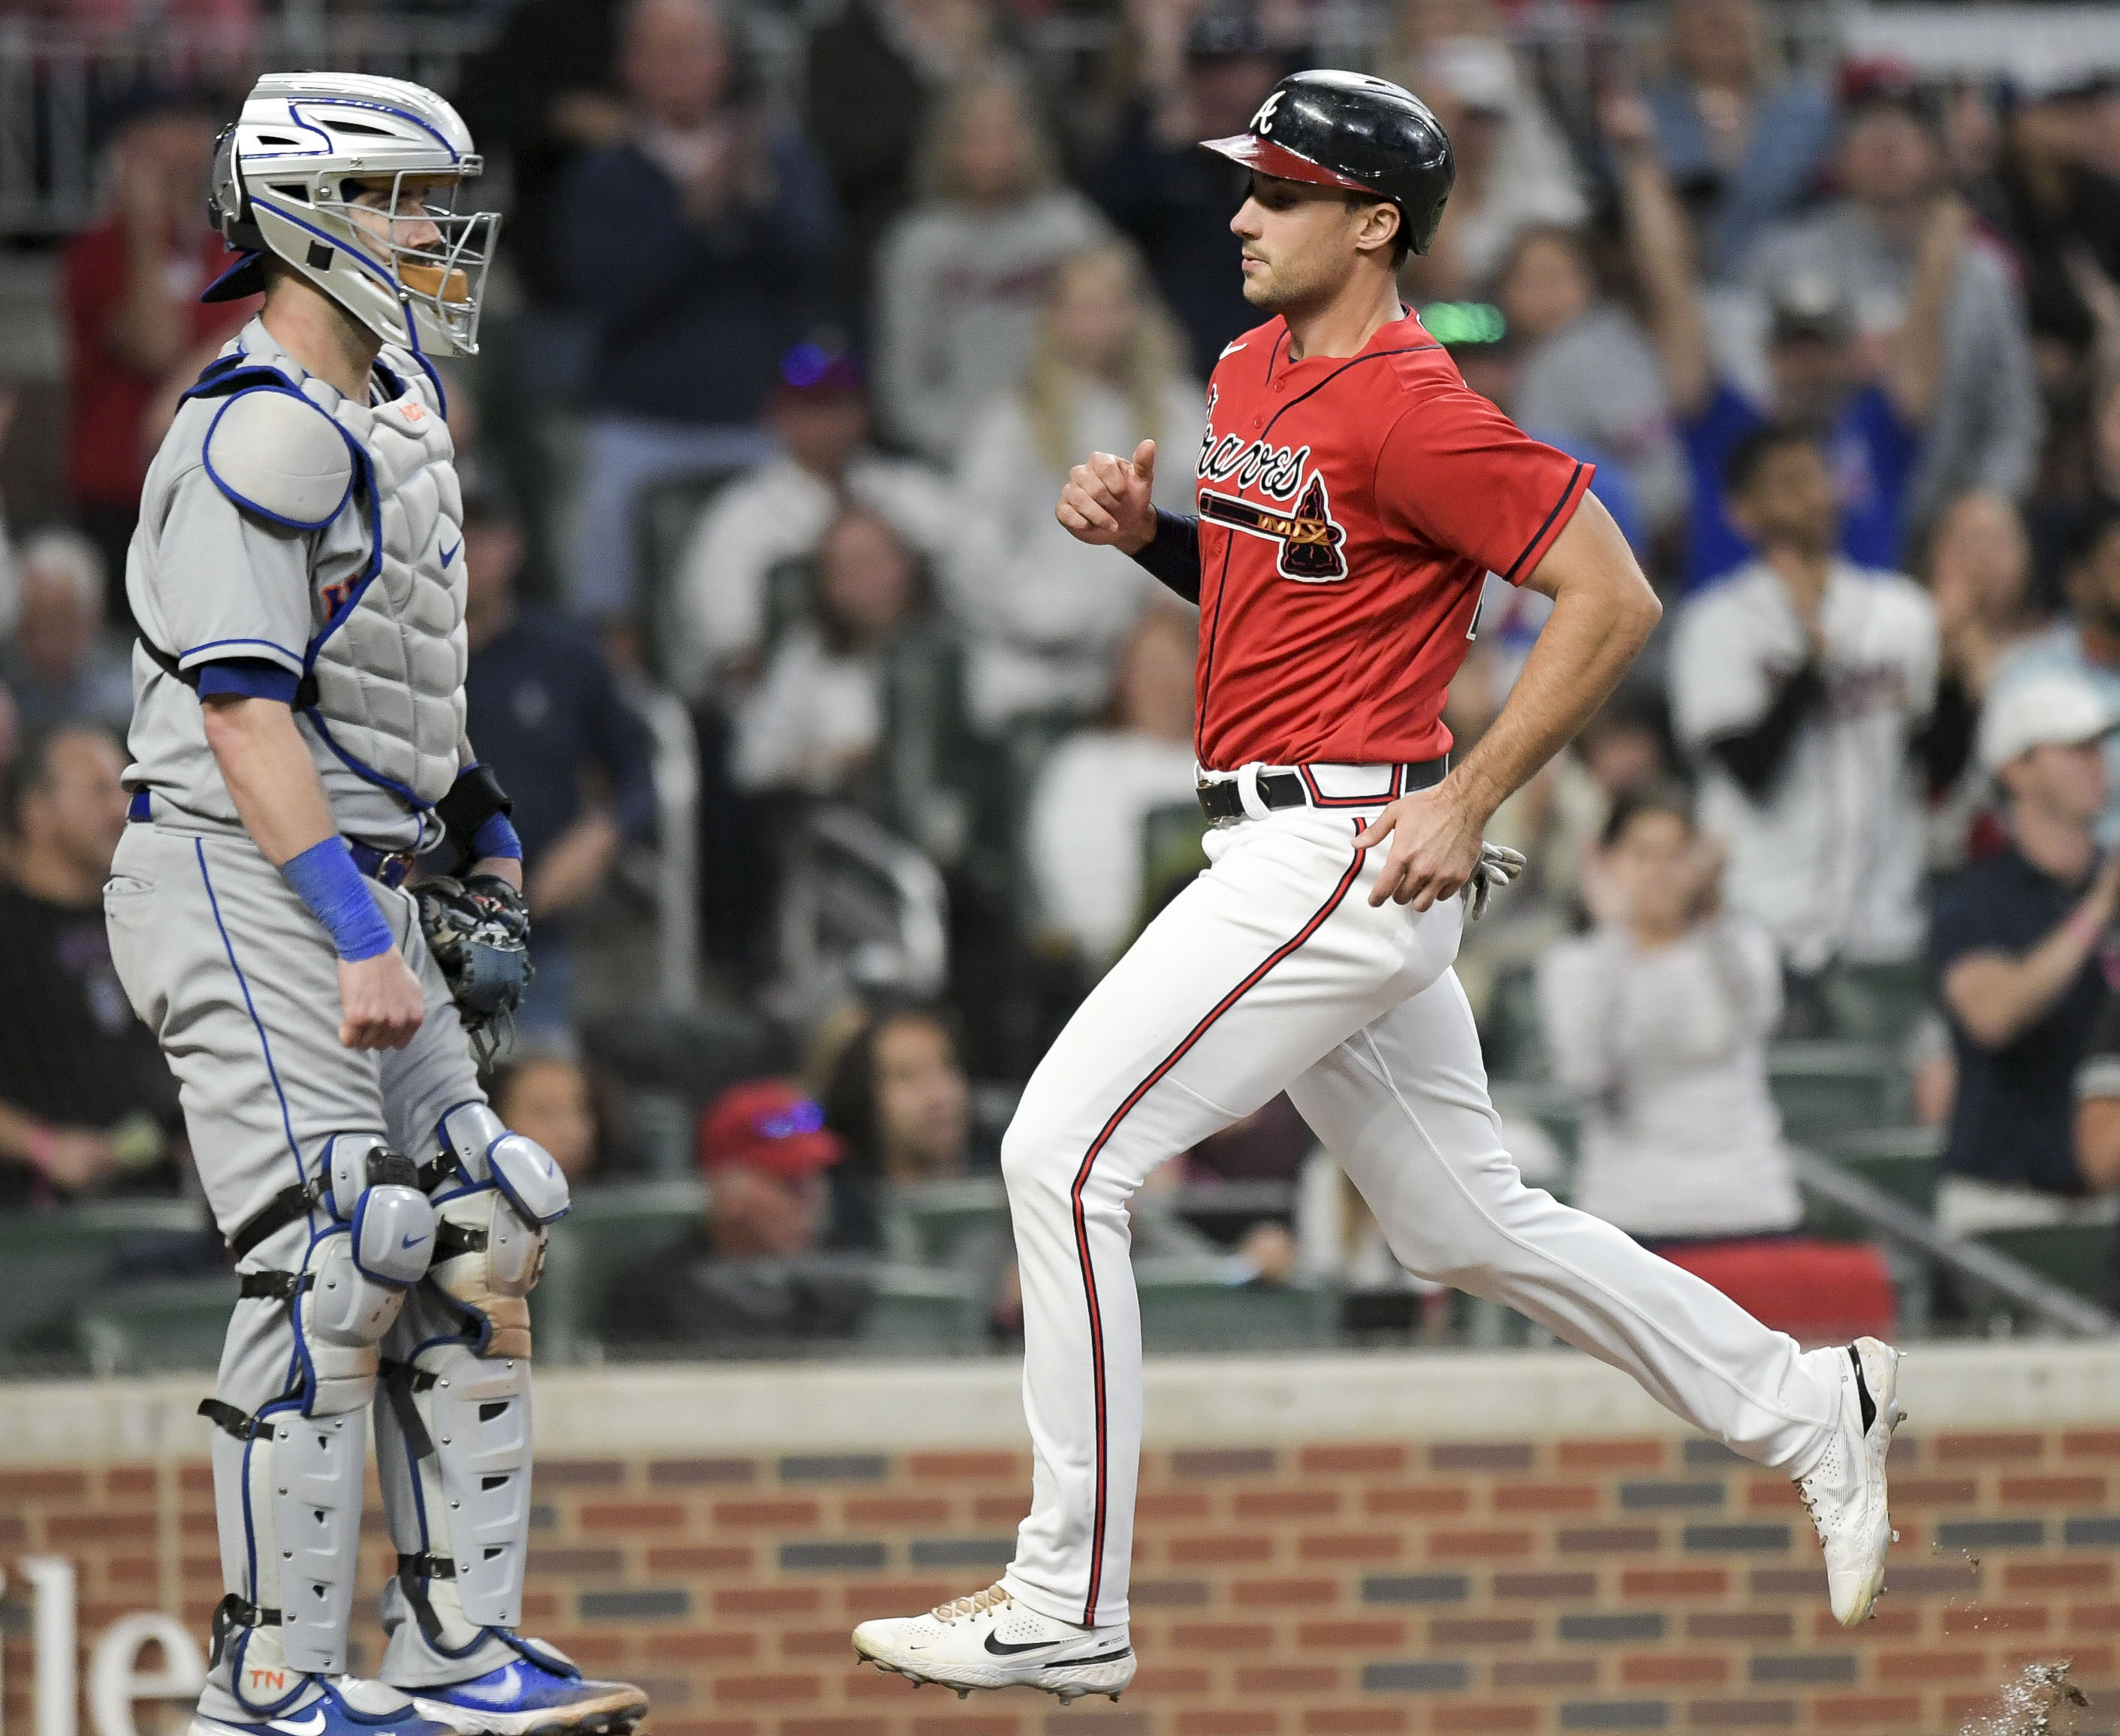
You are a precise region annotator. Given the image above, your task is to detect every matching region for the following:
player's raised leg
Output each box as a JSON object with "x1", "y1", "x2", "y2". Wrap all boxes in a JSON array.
[
  {"x1": 1289, "y1": 969, "x2": 1904, "y2": 1626},
  {"x1": 852, "y1": 803, "x2": 1465, "y2": 1698}
]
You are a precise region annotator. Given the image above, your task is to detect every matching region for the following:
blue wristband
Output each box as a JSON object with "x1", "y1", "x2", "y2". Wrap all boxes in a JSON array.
[
  {"x1": 471, "y1": 811, "x2": 523, "y2": 862},
  {"x1": 280, "y1": 837, "x2": 394, "y2": 961}
]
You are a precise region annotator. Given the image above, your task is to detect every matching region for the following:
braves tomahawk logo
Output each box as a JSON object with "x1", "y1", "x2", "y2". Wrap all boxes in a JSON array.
[{"x1": 1195, "y1": 387, "x2": 1349, "y2": 581}]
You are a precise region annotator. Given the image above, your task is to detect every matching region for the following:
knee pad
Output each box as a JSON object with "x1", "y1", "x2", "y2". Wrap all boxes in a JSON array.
[
  {"x1": 375, "y1": 1339, "x2": 532, "y2": 1635},
  {"x1": 321, "y1": 1134, "x2": 437, "y2": 1288},
  {"x1": 426, "y1": 1104, "x2": 571, "y2": 1358}
]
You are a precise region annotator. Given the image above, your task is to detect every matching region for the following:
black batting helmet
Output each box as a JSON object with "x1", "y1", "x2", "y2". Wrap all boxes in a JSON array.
[{"x1": 1202, "y1": 70, "x2": 1455, "y2": 256}]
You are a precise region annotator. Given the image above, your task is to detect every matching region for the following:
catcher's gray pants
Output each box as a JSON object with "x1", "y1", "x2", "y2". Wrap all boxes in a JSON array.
[{"x1": 107, "y1": 825, "x2": 526, "y2": 1718}]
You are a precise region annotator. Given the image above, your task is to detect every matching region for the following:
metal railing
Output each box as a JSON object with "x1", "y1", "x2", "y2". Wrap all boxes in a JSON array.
[
  {"x1": 0, "y1": 12, "x2": 499, "y2": 237},
  {"x1": 1790, "y1": 1151, "x2": 2117, "y2": 1339}
]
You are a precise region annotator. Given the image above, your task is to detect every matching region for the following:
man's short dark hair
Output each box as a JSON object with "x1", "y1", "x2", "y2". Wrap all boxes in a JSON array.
[
  {"x1": 1723, "y1": 422, "x2": 1822, "y2": 500},
  {"x1": 2, "y1": 722, "x2": 121, "y2": 837}
]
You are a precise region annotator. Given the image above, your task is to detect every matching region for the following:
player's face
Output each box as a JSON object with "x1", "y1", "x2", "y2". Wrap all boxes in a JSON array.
[
  {"x1": 344, "y1": 176, "x2": 446, "y2": 259},
  {"x1": 1230, "y1": 173, "x2": 1388, "y2": 312}
]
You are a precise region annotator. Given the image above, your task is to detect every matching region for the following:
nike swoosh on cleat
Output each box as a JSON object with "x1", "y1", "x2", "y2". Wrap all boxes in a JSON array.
[
  {"x1": 984, "y1": 1634, "x2": 1131, "y2": 1662},
  {"x1": 268, "y1": 1713, "x2": 326, "y2": 1736},
  {"x1": 446, "y1": 1667, "x2": 520, "y2": 1706},
  {"x1": 402, "y1": 1232, "x2": 428, "y2": 1249}
]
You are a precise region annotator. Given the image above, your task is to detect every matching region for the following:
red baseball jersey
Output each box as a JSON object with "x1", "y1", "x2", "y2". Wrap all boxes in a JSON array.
[{"x1": 1190, "y1": 306, "x2": 1594, "y2": 770}]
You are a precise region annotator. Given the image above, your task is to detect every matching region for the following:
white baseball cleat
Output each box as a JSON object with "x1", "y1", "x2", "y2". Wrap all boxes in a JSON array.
[
  {"x1": 851, "y1": 1583, "x2": 1135, "y2": 1702},
  {"x1": 1795, "y1": 1337, "x2": 1906, "y2": 1627}
]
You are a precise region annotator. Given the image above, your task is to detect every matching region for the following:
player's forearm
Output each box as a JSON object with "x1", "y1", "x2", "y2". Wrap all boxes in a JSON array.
[
  {"x1": 1449, "y1": 497, "x2": 1660, "y2": 823},
  {"x1": 203, "y1": 695, "x2": 339, "y2": 865}
]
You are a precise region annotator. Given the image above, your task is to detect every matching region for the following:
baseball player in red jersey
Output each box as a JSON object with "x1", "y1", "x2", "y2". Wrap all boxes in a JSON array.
[{"x1": 851, "y1": 71, "x2": 1903, "y2": 1704}]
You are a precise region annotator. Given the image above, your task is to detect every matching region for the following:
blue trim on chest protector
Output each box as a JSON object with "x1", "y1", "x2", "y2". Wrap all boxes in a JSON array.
[{"x1": 180, "y1": 351, "x2": 440, "y2": 811}]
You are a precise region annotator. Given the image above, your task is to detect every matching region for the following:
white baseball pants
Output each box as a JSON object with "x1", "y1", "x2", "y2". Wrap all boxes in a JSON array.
[{"x1": 997, "y1": 776, "x2": 1837, "y2": 1631}]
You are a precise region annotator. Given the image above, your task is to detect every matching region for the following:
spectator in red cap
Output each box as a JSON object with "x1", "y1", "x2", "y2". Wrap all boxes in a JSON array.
[
  {"x1": 670, "y1": 342, "x2": 955, "y2": 701},
  {"x1": 599, "y1": 1079, "x2": 873, "y2": 1351}
]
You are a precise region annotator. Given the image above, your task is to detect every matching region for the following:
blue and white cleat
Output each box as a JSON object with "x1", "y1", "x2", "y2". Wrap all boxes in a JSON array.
[
  {"x1": 189, "y1": 1677, "x2": 462, "y2": 1736},
  {"x1": 407, "y1": 1643, "x2": 647, "y2": 1736}
]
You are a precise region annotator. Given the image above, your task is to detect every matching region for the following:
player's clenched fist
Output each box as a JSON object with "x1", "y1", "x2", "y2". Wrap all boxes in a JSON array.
[
  {"x1": 1056, "y1": 437, "x2": 1159, "y2": 553},
  {"x1": 338, "y1": 948, "x2": 427, "y2": 1050}
]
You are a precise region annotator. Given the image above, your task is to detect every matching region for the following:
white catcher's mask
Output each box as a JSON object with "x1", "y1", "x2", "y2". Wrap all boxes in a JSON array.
[{"x1": 205, "y1": 71, "x2": 499, "y2": 358}]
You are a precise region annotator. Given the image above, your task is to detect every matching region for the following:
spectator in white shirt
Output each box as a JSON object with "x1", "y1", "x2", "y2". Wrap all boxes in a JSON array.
[
  {"x1": 732, "y1": 505, "x2": 924, "y2": 796},
  {"x1": 671, "y1": 344, "x2": 954, "y2": 699},
  {"x1": 1538, "y1": 782, "x2": 1805, "y2": 1243},
  {"x1": 1026, "y1": 605, "x2": 1200, "y2": 970},
  {"x1": 873, "y1": 68, "x2": 1108, "y2": 463},
  {"x1": 1670, "y1": 424, "x2": 1938, "y2": 981},
  {"x1": 951, "y1": 240, "x2": 1205, "y2": 728}
]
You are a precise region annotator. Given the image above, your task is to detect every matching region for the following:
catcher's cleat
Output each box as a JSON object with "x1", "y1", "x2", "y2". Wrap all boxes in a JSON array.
[
  {"x1": 406, "y1": 1643, "x2": 647, "y2": 1736},
  {"x1": 1795, "y1": 1337, "x2": 1906, "y2": 1627},
  {"x1": 189, "y1": 1677, "x2": 458, "y2": 1736},
  {"x1": 852, "y1": 1584, "x2": 1135, "y2": 1704}
]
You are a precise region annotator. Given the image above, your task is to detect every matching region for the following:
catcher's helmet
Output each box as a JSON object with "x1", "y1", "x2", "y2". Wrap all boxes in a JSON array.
[
  {"x1": 204, "y1": 71, "x2": 499, "y2": 357},
  {"x1": 1202, "y1": 70, "x2": 1455, "y2": 256}
]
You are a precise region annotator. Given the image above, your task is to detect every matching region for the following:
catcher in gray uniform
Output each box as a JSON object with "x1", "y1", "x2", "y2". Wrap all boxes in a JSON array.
[{"x1": 104, "y1": 71, "x2": 647, "y2": 1736}]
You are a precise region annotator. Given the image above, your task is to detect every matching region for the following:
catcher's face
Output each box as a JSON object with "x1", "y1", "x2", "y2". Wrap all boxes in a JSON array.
[
  {"x1": 1231, "y1": 173, "x2": 1399, "y2": 312},
  {"x1": 342, "y1": 173, "x2": 477, "y2": 304}
]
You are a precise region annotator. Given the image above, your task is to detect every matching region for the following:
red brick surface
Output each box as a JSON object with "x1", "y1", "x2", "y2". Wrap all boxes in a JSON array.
[{"x1": 2, "y1": 1429, "x2": 2112, "y2": 1736}]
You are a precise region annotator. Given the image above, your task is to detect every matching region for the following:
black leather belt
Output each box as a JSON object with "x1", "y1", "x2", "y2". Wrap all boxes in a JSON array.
[{"x1": 1196, "y1": 758, "x2": 1448, "y2": 824}]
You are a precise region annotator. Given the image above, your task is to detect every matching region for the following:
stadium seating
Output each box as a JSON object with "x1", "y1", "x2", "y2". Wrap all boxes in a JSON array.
[
  {"x1": 72, "y1": 1274, "x2": 238, "y2": 1375},
  {"x1": 1767, "y1": 1042, "x2": 1903, "y2": 1139},
  {"x1": 533, "y1": 1179, "x2": 710, "y2": 1362},
  {"x1": 1974, "y1": 1223, "x2": 2116, "y2": 1308}
]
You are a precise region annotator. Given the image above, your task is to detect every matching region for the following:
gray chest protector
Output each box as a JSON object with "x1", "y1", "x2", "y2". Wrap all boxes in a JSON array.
[{"x1": 185, "y1": 343, "x2": 468, "y2": 810}]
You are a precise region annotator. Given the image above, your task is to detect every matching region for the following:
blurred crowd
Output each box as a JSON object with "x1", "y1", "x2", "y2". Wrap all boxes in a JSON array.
[{"x1": 7, "y1": 0, "x2": 2120, "y2": 1352}]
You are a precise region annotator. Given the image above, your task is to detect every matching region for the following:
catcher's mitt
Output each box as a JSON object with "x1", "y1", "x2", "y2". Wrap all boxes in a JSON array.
[{"x1": 416, "y1": 873, "x2": 533, "y2": 1059}]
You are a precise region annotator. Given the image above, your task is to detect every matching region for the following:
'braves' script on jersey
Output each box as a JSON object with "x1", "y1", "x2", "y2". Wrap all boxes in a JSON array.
[{"x1": 1190, "y1": 307, "x2": 1594, "y2": 771}]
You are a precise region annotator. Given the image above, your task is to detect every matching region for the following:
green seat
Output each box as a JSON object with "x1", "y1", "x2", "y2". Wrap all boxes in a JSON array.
[
  {"x1": 1769, "y1": 1042, "x2": 1902, "y2": 1139},
  {"x1": 1135, "y1": 1264, "x2": 1338, "y2": 1351},
  {"x1": 861, "y1": 1265, "x2": 988, "y2": 1353},
  {"x1": 1483, "y1": 961, "x2": 1547, "y2": 1082},
  {"x1": 882, "y1": 1177, "x2": 1008, "y2": 1266},
  {"x1": 0, "y1": 1200, "x2": 209, "y2": 1367},
  {"x1": 633, "y1": 470, "x2": 746, "y2": 686},
  {"x1": 1490, "y1": 1080, "x2": 1582, "y2": 1163},
  {"x1": 1820, "y1": 1126, "x2": 1939, "y2": 1214},
  {"x1": 534, "y1": 1180, "x2": 708, "y2": 1364},
  {"x1": 1821, "y1": 961, "x2": 1932, "y2": 1044},
  {"x1": 74, "y1": 1274, "x2": 240, "y2": 1376},
  {"x1": 1975, "y1": 1225, "x2": 2116, "y2": 1307}
]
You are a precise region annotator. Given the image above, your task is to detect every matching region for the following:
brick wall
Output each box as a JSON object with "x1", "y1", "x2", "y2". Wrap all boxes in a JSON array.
[{"x1": 5, "y1": 1423, "x2": 2117, "y2": 1736}]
